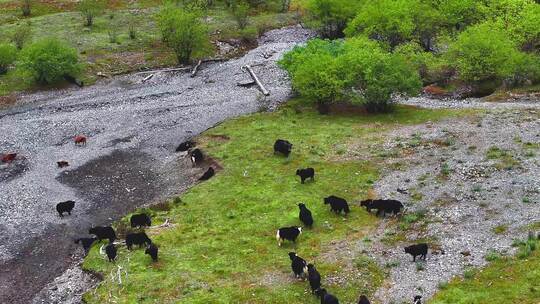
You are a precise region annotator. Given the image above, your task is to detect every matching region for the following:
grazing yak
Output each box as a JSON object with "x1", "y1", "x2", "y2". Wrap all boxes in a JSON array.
[
  {"x1": 307, "y1": 264, "x2": 321, "y2": 294},
  {"x1": 198, "y1": 167, "x2": 215, "y2": 181},
  {"x1": 130, "y1": 213, "x2": 151, "y2": 228},
  {"x1": 298, "y1": 203, "x2": 314, "y2": 228},
  {"x1": 274, "y1": 139, "x2": 292, "y2": 157},
  {"x1": 360, "y1": 199, "x2": 403, "y2": 217},
  {"x1": 404, "y1": 243, "x2": 428, "y2": 262},
  {"x1": 89, "y1": 226, "x2": 116, "y2": 242},
  {"x1": 56, "y1": 201, "x2": 75, "y2": 217},
  {"x1": 358, "y1": 295, "x2": 370, "y2": 304},
  {"x1": 318, "y1": 289, "x2": 339, "y2": 304},
  {"x1": 74, "y1": 135, "x2": 86, "y2": 146},
  {"x1": 296, "y1": 168, "x2": 315, "y2": 184},
  {"x1": 414, "y1": 295, "x2": 422, "y2": 304},
  {"x1": 1, "y1": 153, "x2": 17, "y2": 163},
  {"x1": 145, "y1": 243, "x2": 159, "y2": 262},
  {"x1": 324, "y1": 196, "x2": 350, "y2": 215},
  {"x1": 176, "y1": 140, "x2": 195, "y2": 152},
  {"x1": 190, "y1": 148, "x2": 204, "y2": 166},
  {"x1": 126, "y1": 232, "x2": 152, "y2": 250},
  {"x1": 74, "y1": 237, "x2": 96, "y2": 254},
  {"x1": 288, "y1": 252, "x2": 308, "y2": 278},
  {"x1": 276, "y1": 226, "x2": 302, "y2": 246},
  {"x1": 105, "y1": 243, "x2": 117, "y2": 262},
  {"x1": 57, "y1": 161, "x2": 69, "y2": 168}
]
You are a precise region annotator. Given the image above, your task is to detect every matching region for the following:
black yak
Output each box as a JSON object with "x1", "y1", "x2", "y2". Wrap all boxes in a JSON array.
[
  {"x1": 289, "y1": 252, "x2": 307, "y2": 278},
  {"x1": 74, "y1": 237, "x2": 96, "y2": 254},
  {"x1": 274, "y1": 139, "x2": 292, "y2": 157},
  {"x1": 176, "y1": 140, "x2": 195, "y2": 152},
  {"x1": 404, "y1": 243, "x2": 428, "y2": 262},
  {"x1": 360, "y1": 199, "x2": 403, "y2": 216},
  {"x1": 57, "y1": 161, "x2": 69, "y2": 168},
  {"x1": 318, "y1": 289, "x2": 339, "y2": 304},
  {"x1": 105, "y1": 243, "x2": 117, "y2": 262},
  {"x1": 296, "y1": 168, "x2": 315, "y2": 184},
  {"x1": 414, "y1": 295, "x2": 422, "y2": 304},
  {"x1": 276, "y1": 226, "x2": 302, "y2": 246},
  {"x1": 145, "y1": 243, "x2": 158, "y2": 262},
  {"x1": 198, "y1": 167, "x2": 215, "y2": 181},
  {"x1": 130, "y1": 213, "x2": 151, "y2": 228},
  {"x1": 56, "y1": 201, "x2": 75, "y2": 217},
  {"x1": 358, "y1": 295, "x2": 370, "y2": 304},
  {"x1": 89, "y1": 226, "x2": 116, "y2": 242},
  {"x1": 307, "y1": 264, "x2": 321, "y2": 293},
  {"x1": 190, "y1": 148, "x2": 204, "y2": 166},
  {"x1": 324, "y1": 196, "x2": 350, "y2": 214},
  {"x1": 298, "y1": 203, "x2": 314, "y2": 228},
  {"x1": 126, "y1": 232, "x2": 152, "y2": 250}
]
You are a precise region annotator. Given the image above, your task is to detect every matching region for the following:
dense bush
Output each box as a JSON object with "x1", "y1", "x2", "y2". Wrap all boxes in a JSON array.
[
  {"x1": 157, "y1": 6, "x2": 210, "y2": 64},
  {"x1": 231, "y1": 1, "x2": 250, "y2": 29},
  {"x1": 446, "y1": 22, "x2": 524, "y2": 82},
  {"x1": 280, "y1": 38, "x2": 421, "y2": 113},
  {"x1": 11, "y1": 23, "x2": 32, "y2": 50},
  {"x1": 18, "y1": 38, "x2": 81, "y2": 84},
  {"x1": 0, "y1": 44, "x2": 18, "y2": 74}
]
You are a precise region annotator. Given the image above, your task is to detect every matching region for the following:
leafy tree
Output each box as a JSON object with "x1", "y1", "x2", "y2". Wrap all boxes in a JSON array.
[
  {"x1": 499, "y1": 2, "x2": 540, "y2": 51},
  {"x1": 435, "y1": 0, "x2": 484, "y2": 31},
  {"x1": 78, "y1": 0, "x2": 106, "y2": 26},
  {"x1": 18, "y1": 38, "x2": 81, "y2": 84},
  {"x1": 446, "y1": 22, "x2": 523, "y2": 82},
  {"x1": 0, "y1": 44, "x2": 17, "y2": 74},
  {"x1": 157, "y1": 6, "x2": 210, "y2": 64},
  {"x1": 280, "y1": 37, "x2": 421, "y2": 113},
  {"x1": 339, "y1": 37, "x2": 421, "y2": 112},
  {"x1": 305, "y1": 0, "x2": 363, "y2": 38}
]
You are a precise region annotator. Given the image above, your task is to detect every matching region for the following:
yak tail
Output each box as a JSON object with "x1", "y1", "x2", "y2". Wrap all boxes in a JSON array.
[
  {"x1": 275, "y1": 230, "x2": 280, "y2": 242},
  {"x1": 99, "y1": 245, "x2": 106, "y2": 256},
  {"x1": 344, "y1": 205, "x2": 350, "y2": 213}
]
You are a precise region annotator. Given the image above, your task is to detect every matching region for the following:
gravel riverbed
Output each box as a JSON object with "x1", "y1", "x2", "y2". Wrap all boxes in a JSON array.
[{"x1": 0, "y1": 25, "x2": 315, "y2": 304}]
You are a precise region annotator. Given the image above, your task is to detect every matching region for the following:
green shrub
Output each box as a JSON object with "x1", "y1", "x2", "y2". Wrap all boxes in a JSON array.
[
  {"x1": 238, "y1": 26, "x2": 258, "y2": 43},
  {"x1": 279, "y1": 37, "x2": 421, "y2": 113},
  {"x1": 231, "y1": 1, "x2": 250, "y2": 29},
  {"x1": 78, "y1": 0, "x2": 106, "y2": 26},
  {"x1": 11, "y1": 23, "x2": 32, "y2": 50},
  {"x1": 446, "y1": 22, "x2": 524, "y2": 82},
  {"x1": 21, "y1": 0, "x2": 32, "y2": 17},
  {"x1": 0, "y1": 44, "x2": 17, "y2": 74},
  {"x1": 18, "y1": 38, "x2": 81, "y2": 84},
  {"x1": 157, "y1": 6, "x2": 211, "y2": 64},
  {"x1": 305, "y1": 0, "x2": 362, "y2": 38}
]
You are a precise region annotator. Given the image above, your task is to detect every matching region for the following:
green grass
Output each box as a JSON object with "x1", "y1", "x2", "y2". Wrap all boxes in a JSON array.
[
  {"x1": 485, "y1": 146, "x2": 520, "y2": 170},
  {"x1": 81, "y1": 103, "x2": 468, "y2": 303},
  {"x1": 432, "y1": 239, "x2": 540, "y2": 304}
]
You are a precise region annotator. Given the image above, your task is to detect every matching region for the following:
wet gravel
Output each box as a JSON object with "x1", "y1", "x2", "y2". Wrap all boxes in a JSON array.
[{"x1": 0, "y1": 25, "x2": 315, "y2": 304}]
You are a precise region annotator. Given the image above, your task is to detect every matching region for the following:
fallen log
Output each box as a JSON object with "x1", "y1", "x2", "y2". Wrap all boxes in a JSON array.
[
  {"x1": 241, "y1": 65, "x2": 270, "y2": 96},
  {"x1": 142, "y1": 74, "x2": 154, "y2": 83},
  {"x1": 135, "y1": 67, "x2": 191, "y2": 75},
  {"x1": 191, "y1": 60, "x2": 202, "y2": 78},
  {"x1": 237, "y1": 79, "x2": 256, "y2": 87}
]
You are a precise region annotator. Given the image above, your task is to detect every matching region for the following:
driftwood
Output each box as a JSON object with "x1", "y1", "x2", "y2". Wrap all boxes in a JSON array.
[
  {"x1": 237, "y1": 80, "x2": 256, "y2": 87},
  {"x1": 191, "y1": 60, "x2": 202, "y2": 78},
  {"x1": 241, "y1": 65, "x2": 270, "y2": 96},
  {"x1": 142, "y1": 74, "x2": 154, "y2": 83},
  {"x1": 135, "y1": 67, "x2": 191, "y2": 75}
]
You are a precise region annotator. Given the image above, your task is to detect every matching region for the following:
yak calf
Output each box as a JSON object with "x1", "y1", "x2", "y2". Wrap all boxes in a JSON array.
[
  {"x1": 105, "y1": 243, "x2": 117, "y2": 262},
  {"x1": 296, "y1": 168, "x2": 315, "y2": 184},
  {"x1": 404, "y1": 243, "x2": 428, "y2": 262},
  {"x1": 130, "y1": 213, "x2": 151, "y2": 228},
  {"x1": 274, "y1": 139, "x2": 292, "y2": 157},
  {"x1": 276, "y1": 226, "x2": 302, "y2": 246},
  {"x1": 307, "y1": 264, "x2": 321, "y2": 293},
  {"x1": 56, "y1": 201, "x2": 75, "y2": 217},
  {"x1": 298, "y1": 203, "x2": 314, "y2": 228},
  {"x1": 145, "y1": 243, "x2": 159, "y2": 262},
  {"x1": 89, "y1": 226, "x2": 116, "y2": 242},
  {"x1": 126, "y1": 232, "x2": 152, "y2": 250},
  {"x1": 324, "y1": 196, "x2": 350, "y2": 215},
  {"x1": 289, "y1": 252, "x2": 307, "y2": 278}
]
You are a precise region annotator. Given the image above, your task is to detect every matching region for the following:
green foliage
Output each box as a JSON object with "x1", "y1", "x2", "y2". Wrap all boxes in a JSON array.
[
  {"x1": 503, "y1": 3, "x2": 540, "y2": 51},
  {"x1": 18, "y1": 38, "x2": 81, "y2": 84},
  {"x1": 280, "y1": 38, "x2": 421, "y2": 112},
  {"x1": 157, "y1": 6, "x2": 210, "y2": 64},
  {"x1": 11, "y1": 23, "x2": 32, "y2": 50},
  {"x1": 21, "y1": 0, "x2": 32, "y2": 17},
  {"x1": 78, "y1": 0, "x2": 106, "y2": 26},
  {"x1": 436, "y1": 0, "x2": 484, "y2": 30},
  {"x1": 231, "y1": 1, "x2": 250, "y2": 29},
  {"x1": 0, "y1": 43, "x2": 17, "y2": 74},
  {"x1": 305, "y1": 0, "x2": 362, "y2": 38},
  {"x1": 446, "y1": 22, "x2": 524, "y2": 82}
]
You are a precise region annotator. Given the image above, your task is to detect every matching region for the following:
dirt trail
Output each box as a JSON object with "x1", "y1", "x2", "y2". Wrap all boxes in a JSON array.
[{"x1": 0, "y1": 26, "x2": 315, "y2": 304}]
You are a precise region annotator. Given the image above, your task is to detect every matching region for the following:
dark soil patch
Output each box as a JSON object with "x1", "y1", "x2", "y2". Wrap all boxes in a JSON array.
[{"x1": 0, "y1": 158, "x2": 29, "y2": 183}]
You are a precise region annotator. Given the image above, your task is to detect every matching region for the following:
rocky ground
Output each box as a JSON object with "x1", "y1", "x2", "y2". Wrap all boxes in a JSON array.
[
  {"x1": 0, "y1": 26, "x2": 315, "y2": 304},
  {"x1": 365, "y1": 102, "x2": 540, "y2": 303}
]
